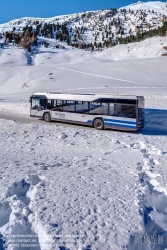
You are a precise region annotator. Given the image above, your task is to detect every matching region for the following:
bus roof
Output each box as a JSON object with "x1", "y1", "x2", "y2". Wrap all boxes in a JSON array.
[{"x1": 31, "y1": 92, "x2": 143, "y2": 102}]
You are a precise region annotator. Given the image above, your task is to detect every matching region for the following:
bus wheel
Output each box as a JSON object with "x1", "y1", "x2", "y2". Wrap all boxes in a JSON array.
[
  {"x1": 43, "y1": 113, "x2": 51, "y2": 122},
  {"x1": 93, "y1": 118, "x2": 104, "y2": 130}
]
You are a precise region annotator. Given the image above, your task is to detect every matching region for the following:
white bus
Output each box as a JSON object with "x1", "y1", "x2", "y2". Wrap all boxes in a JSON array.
[{"x1": 30, "y1": 92, "x2": 145, "y2": 131}]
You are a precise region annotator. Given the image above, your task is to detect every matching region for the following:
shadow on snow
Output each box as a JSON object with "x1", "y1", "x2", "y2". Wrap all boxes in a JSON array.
[{"x1": 138, "y1": 108, "x2": 167, "y2": 136}]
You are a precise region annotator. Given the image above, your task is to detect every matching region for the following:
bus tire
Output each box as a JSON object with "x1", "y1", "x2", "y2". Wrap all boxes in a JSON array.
[
  {"x1": 43, "y1": 112, "x2": 51, "y2": 122},
  {"x1": 93, "y1": 118, "x2": 104, "y2": 130}
]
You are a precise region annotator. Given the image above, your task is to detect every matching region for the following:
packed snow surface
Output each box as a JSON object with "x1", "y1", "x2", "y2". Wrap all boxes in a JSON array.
[
  {"x1": 0, "y1": 119, "x2": 167, "y2": 250},
  {"x1": 0, "y1": 4, "x2": 167, "y2": 249}
]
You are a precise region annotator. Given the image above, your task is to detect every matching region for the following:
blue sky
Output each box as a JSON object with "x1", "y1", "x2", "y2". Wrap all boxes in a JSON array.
[{"x1": 0, "y1": 0, "x2": 166, "y2": 24}]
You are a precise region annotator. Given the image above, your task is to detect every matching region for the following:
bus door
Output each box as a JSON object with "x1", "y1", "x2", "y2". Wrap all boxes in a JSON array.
[
  {"x1": 68, "y1": 101, "x2": 82, "y2": 122},
  {"x1": 51, "y1": 100, "x2": 75, "y2": 121},
  {"x1": 51, "y1": 100, "x2": 69, "y2": 121},
  {"x1": 76, "y1": 101, "x2": 89, "y2": 123},
  {"x1": 30, "y1": 98, "x2": 43, "y2": 118}
]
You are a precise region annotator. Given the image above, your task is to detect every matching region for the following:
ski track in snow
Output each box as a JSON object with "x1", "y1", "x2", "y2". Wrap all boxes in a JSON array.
[{"x1": 49, "y1": 66, "x2": 150, "y2": 85}]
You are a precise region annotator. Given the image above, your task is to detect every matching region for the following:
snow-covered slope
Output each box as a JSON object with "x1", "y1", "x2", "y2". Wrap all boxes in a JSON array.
[
  {"x1": 0, "y1": 35, "x2": 167, "y2": 98},
  {"x1": 94, "y1": 36, "x2": 167, "y2": 61},
  {"x1": 123, "y1": 1, "x2": 167, "y2": 12},
  {"x1": 0, "y1": 1, "x2": 167, "y2": 46}
]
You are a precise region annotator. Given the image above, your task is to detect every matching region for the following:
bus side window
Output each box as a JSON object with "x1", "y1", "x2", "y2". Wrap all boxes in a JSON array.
[
  {"x1": 118, "y1": 105, "x2": 136, "y2": 118},
  {"x1": 52, "y1": 100, "x2": 57, "y2": 110},
  {"x1": 82, "y1": 102, "x2": 89, "y2": 113},
  {"x1": 76, "y1": 101, "x2": 88, "y2": 113},
  {"x1": 56, "y1": 100, "x2": 63, "y2": 111},
  {"x1": 63, "y1": 101, "x2": 75, "y2": 112},
  {"x1": 76, "y1": 101, "x2": 82, "y2": 113},
  {"x1": 89, "y1": 102, "x2": 108, "y2": 115},
  {"x1": 89, "y1": 102, "x2": 100, "y2": 114},
  {"x1": 109, "y1": 103, "x2": 115, "y2": 116},
  {"x1": 101, "y1": 103, "x2": 108, "y2": 115},
  {"x1": 47, "y1": 99, "x2": 52, "y2": 109}
]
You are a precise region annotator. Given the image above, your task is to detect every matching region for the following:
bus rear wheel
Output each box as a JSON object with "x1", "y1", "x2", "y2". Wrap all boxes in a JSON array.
[
  {"x1": 43, "y1": 113, "x2": 51, "y2": 122},
  {"x1": 93, "y1": 118, "x2": 104, "y2": 130}
]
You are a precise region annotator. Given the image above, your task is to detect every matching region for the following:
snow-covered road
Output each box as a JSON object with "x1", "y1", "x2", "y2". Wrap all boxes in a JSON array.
[
  {"x1": 0, "y1": 112, "x2": 38, "y2": 124},
  {"x1": 0, "y1": 112, "x2": 95, "y2": 130}
]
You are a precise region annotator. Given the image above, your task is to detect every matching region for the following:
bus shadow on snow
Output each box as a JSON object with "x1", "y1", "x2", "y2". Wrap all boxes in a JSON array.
[{"x1": 140, "y1": 108, "x2": 167, "y2": 136}]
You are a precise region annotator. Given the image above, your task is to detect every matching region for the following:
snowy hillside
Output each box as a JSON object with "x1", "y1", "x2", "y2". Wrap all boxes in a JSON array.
[
  {"x1": 0, "y1": 1, "x2": 167, "y2": 48},
  {"x1": 0, "y1": 1, "x2": 167, "y2": 250},
  {"x1": 0, "y1": 35, "x2": 166, "y2": 98}
]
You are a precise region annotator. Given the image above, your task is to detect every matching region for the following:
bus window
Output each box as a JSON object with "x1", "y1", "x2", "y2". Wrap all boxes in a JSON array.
[
  {"x1": 119, "y1": 105, "x2": 136, "y2": 118},
  {"x1": 56, "y1": 100, "x2": 63, "y2": 111},
  {"x1": 76, "y1": 101, "x2": 82, "y2": 113},
  {"x1": 82, "y1": 102, "x2": 89, "y2": 113},
  {"x1": 31, "y1": 99, "x2": 41, "y2": 109},
  {"x1": 47, "y1": 99, "x2": 52, "y2": 110},
  {"x1": 89, "y1": 102, "x2": 108, "y2": 115},
  {"x1": 40, "y1": 99, "x2": 47, "y2": 109},
  {"x1": 63, "y1": 101, "x2": 75, "y2": 112},
  {"x1": 101, "y1": 103, "x2": 108, "y2": 115},
  {"x1": 109, "y1": 103, "x2": 115, "y2": 116},
  {"x1": 76, "y1": 101, "x2": 89, "y2": 113},
  {"x1": 89, "y1": 102, "x2": 99, "y2": 114},
  {"x1": 52, "y1": 100, "x2": 57, "y2": 110}
]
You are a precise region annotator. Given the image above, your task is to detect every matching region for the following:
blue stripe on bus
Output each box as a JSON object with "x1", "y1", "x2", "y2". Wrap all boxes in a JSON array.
[
  {"x1": 104, "y1": 118, "x2": 136, "y2": 128},
  {"x1": 87, "y1": 118, "x2": 136, "y2": 128},
  {"x1": 104, "y1": 118, "x2": 136, "y2": 125},
  {"x1": 104, "y1": 122, "x2": 136, "y2": 128}
]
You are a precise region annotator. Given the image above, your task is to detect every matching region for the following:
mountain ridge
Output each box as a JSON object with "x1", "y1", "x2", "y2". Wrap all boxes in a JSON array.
[{"x1": 0, "y1": 1, "x2": 167, "y2": 50}]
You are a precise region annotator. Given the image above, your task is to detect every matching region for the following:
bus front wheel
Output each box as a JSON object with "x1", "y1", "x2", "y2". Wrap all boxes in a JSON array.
[
  {"x1": 43, "y1": 113, "x2": 51, "y2": 122},
  {"x1": 93, "y1": 118, "x2": 104, "y2": 130}
]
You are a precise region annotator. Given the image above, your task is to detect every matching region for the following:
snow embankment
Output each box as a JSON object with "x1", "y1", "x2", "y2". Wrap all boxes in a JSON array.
[
  {"x1": 0, "y1": 46, "x2": 31, "y2": 66},
  {"x1": 94, "y1": 37, "x2": 167, "y2": 62},
  {"x1": 0, "y1": 100, "x2": 30, "y2": 114}
]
